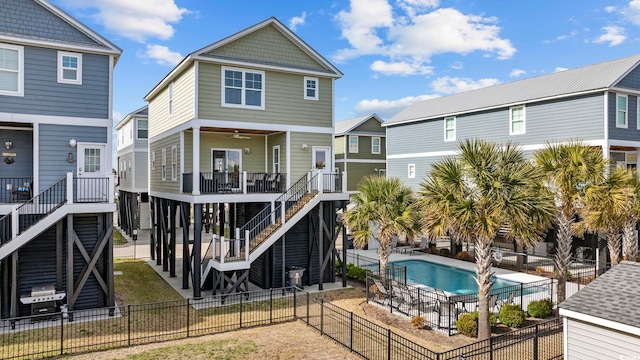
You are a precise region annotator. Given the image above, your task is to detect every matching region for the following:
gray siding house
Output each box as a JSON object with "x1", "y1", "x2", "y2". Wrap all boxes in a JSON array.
[
  {"x1": 0, "y1": 0, "x2": 121, "y2": 318},
  {"x1": 384, "y1": 54, "x2": 640, "y2": 189},
  {"x1": 559, "y1": 261, "x2": 640, "y2": 359},
  {"x1": 116, "y1": 106, "x2": 150, "y2": 233},
  {"x1": 143, "y1": 18, "x2": 349, "y2": 298},
  {"x1": 335, "y1": 114, "x2": 386, "y2": 192}
]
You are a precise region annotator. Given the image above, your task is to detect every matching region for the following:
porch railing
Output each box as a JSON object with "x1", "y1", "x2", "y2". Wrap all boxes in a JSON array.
[
  {"x1": 181, "y1": 172, "x2": 286, "y2": 194},
  {"x1": 0, "y1": 177, "x2": 33, "y2": 203},
  {"x1": 72, "y1": 177, "x2": 110, "y2": 203}
]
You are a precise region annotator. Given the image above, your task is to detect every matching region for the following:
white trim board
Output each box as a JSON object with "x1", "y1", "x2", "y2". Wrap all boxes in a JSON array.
[
  {"x1": 559, "y1": 308, "x2": 640, "y2": 337},
  {"x1": 334, "y1": 159, "x2": 386, "y2": 164},
  {"x1": 0, "y1": 112, "x2": 112, "y2": 127}
]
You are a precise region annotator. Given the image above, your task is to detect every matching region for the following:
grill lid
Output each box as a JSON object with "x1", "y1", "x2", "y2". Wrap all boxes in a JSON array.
[{"x1": 31, "y1": 285, "x2": 56, "y2": 297}]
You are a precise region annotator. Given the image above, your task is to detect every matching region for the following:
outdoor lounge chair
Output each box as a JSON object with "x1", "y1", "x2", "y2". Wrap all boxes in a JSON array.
[
  {"x1": 434, "y1": 289, "x2": 463, "y2": 329},
  {"x1": 405, "y1": 237, "x2": 429, "y2": 255},
  {"x1": 489, "y1": 293, "x2": 500, "y2": 312},
  {"x1": 371, "y1": 278, "x2": 394, "y2": 303},
  {"x1": 497, "y1": 290, "x2": 516, "y2": 310}
]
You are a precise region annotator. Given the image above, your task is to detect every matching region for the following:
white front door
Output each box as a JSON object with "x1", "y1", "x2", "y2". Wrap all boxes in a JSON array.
[
  {"x1": 312, "y1": 146, "x2": 332, "y2": 191},
  {"x1": 77, "y1": 143, "x2": 107, "y2": 202}
]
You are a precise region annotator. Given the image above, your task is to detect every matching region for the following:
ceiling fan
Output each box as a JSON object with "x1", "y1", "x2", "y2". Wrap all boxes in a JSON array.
[{"x1": 227, "y1": 130, "x2": 251, "y2": 140}]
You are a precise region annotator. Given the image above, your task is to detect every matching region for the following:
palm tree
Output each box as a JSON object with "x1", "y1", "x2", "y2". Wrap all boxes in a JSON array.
[
  {"x1": 419, "y1": 139, "x2": 554, "y2": 340},
  {"x1": 623, "y1": 172, "x2": 640, "y2": 261},
  {"x1": 534, "y1": 142, "x2": 606, "y2": 303},
  {"x1": 343, "y1": 176, "x2": 419, "y2": 276},
  {"x1": 577, "y1": 167, "x2": 631, "y2": 266}
]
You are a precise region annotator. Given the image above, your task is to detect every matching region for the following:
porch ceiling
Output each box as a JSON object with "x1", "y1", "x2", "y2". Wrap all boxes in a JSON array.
[{"x1": 199, "y1": 127, "x2": 280, "y2": 136}]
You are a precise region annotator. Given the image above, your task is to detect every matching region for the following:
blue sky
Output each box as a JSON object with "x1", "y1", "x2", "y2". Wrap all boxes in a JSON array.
[{"x1": 53, "y1": 0, "x2": 640, "y2": 123}]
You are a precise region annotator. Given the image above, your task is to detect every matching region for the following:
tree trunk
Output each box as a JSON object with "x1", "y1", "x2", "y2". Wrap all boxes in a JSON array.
[
  {"x1": 378, "y1": 240, "x2": 391, "y2": 278},
  {"x1": 475, "y1": 237, "x2": 493, "y2": 341},
  {"x1": 622, "y1": 220, "x2": 638, "y2": 261},
  {"x1": 607, "y1": 231, "x2": 622, "y2": 266},
  {"x1": 554, "y1": 211, "x2": 573, "y2": 304}
]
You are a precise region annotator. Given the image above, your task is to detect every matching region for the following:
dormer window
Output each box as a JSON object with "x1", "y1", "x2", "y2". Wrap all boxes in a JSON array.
[{"x1": 58, "y1": 51, "x2": 82, "y2": 85}]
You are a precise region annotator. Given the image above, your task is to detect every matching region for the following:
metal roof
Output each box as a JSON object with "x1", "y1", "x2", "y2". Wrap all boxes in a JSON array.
[
  {"x1": 560, "y1": 261, "x2": 640, "y2": 329},
  {"x1": 335, "y1": 114, "x2": 383, "y2": 136},
  {"x1": 385, "y1": 54, "x2": 640, "y2": 126},
  {"x1": 115, "y1": 105, "x2": 148, "y2": 130}
]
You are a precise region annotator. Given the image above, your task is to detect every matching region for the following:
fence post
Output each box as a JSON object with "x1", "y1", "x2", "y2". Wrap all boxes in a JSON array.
[
  {"x1": 127, "y1": 304, "x2": 131, "y2": 346},
  {"x1": 186, "y1": 298, "x2": 190, "y2": 338},
  {"x1": 270, "y1": 288, "x2": 273, "y2": 324},
  {"x1": 306, "y1": 292, "x2": 310, "y2": 326},
  {"x1": 489, "y1": 336, "x2": 493, "y2": 360},
  {"x1": 60, "y1": 310, "x2": 64, "y2": 355},
  {"x1": 365, "y1": 276, "x2": 369, "y2": 304},
  {"x1": 550, "y1": 278, "x2": 554, "y2": 311},
  {"x1": 293, "y1": 289, "x2": 297, "y2": 319},
  {"x1": 350, "y1": 312, "x2": 354, "y2": 352},
  {"x1": 387, "y1": 328, "x2": 391, "y2": 360},
  {"x1": 320, "y1": 298, "x2": 324, "y2": 335},
  {"x1": 533, "y1": 323, "x2": 539, "y2": 360},
  {"x1": 239, "y1": 293, "x2": 243, "y2": 328},
  {"x1": 520, "y1": 282, "x2": 524, "y2": 310}
]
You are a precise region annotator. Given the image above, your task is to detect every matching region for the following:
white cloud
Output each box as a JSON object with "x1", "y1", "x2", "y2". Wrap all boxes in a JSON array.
[
  {"x1": 605, "y1": 6, "x2": 616, "y2": 13},
  {"x1": 139, "y1": 44, "x2": 183, "y2": 66},
  {"x1": 370, "y1": 60, "x2": 433, "y2": 75},
  {"x1": 509, "y1": 69, "x2": 526, "y2": 78},
  {"x1": 623, "y1": 0, "x2": 640, "y2": 24},
  {"x1": 593, "y1": 26, "x2": 626, "y2": 46},
  {"x1": 450, "y1": 61, "x2": 463, "y2": 70},
  {"x1": 61, "y1": 0, "x2": 190, "y2": 42},
  {"x1": 431, "y1": 76, "x2": 500, "y2": 94},
  {"x1": 334, "y1": 1, "x2": 515, "y2": 75},
  {"x1": 289, "y1": 12, "x2": 307, "y2": 31},
  {"x1": 557, "y1": 30, "x2": 578, "y2": 40},
  {"x1": 355, "y1": 94, "x2": 440, "y2": 118},
  {"x1": 554, "y1": 67, "x2": 568, "y2": 72}
]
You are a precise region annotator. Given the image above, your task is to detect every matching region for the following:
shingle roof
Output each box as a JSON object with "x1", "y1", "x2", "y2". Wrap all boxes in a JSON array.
[
  {"x1": 560, "y1": 261, "x2": 640, "y2": 329},
  {"x1": 385, "y1": 54, "x2": 640, "y2": 126},
  {"x1": 335, "y1": 114, "x2": 383, "y2": 136},
  {"x1": 115, "y1": 105, "x2": 148, "y2": 129}
]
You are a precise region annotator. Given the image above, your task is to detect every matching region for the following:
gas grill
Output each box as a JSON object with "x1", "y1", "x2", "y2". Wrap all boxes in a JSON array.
[{"x1": 20, "y1": 285, "x2": 66, "y2": 316}]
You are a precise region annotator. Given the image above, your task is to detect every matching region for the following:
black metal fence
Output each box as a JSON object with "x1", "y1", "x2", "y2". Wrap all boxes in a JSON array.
[
  {"x1": 72, "y1": 177, "x2": 110, "y2": 203},
  {"x1": 301, "y1": 293, "x2": 563, "y2": 360},
  {"x1": 0, "y1": 287, "x2": 297, "y2": 359},
  {"x1": 0, "y1": 177, "x2": 33, "y2": 203}
]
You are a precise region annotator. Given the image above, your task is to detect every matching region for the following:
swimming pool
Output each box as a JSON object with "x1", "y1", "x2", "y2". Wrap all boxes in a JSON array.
[{"x1": 387, "y1": 259, "x2": 522, "y2": 295}]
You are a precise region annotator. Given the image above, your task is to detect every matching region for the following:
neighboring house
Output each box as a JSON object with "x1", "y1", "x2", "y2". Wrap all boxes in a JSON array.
[
  {"x1": 0, "y1": 0, "x2": 121, "y2": 318},
  {"x1": 559, "y1": 261, "x2": 640, "y2": 359},
  {"x1": 143, "y1": 17, "x2": 347, "y2": 298},
  {"x1": 334, "y1": 114, "x2": 386, "y2": 192},
  {"x1": 115, "y1": 106, "x2": 150, "y2": 233}
]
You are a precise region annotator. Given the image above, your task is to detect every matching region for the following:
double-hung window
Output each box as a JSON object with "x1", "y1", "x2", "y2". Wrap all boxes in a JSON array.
[
  {"x1": 168, "y1": 82, "x2": 174, "y2": 116},
  {"x1": 371, "y1": 137, "x2": 381, "y2": 154},
  {"x1": 222, "y1": 67, "x2": 265, "y2": 109},
  {"x1": 304, "y1": 77, "x2": 318, "y2": 100},
  {"x1": 171, "y1": 146, "x2": 177, "y2": 181},
  {"x1": 617, "y1": 94, "x2": 628, "y2": 128},
  {"x1": 57, "y1": 51, "x2": 82, "y2": 85},
  {"x1": 444, "y1": 116, "x2": 456, "y2": 141},
  {"x1": 161, "y1": 148, "x2": 167, "y2": 181},
  {"x1": 348, "y1": 136, "x2": 358, "y2": 153},
  {"x1": 0, "y1": 44, "x2": 23, "y2": 96},
  {"x1": 137, "y1": 120, "x2": 148, "y2": 139},
  {"x1": 510, "y1": 105, "x2": 526, "y2": 135}
]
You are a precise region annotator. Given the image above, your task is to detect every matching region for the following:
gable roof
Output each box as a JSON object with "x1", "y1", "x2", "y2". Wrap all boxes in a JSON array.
[
  {"x1": 560, "y1": 261, "x2": 640, "y2": 329},
  {"x1": 0, "y1": 0, "x2": 121, "y2": 59},
  {"x1": 335, "y1": 114, "x2": 383, "y2": 136},
  {"x1": 384, "y1": 54, "x2": 640, "y2": 127},
  {"x1": 145, "y1": 17, "x2": 341, "y2": 101},
  {"x1": 115, "y1": 105, "x2": 148, "y2": 130}
]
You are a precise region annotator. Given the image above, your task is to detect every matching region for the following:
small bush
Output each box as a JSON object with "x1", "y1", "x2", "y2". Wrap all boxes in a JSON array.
[
  {"x1": 455, "y1": 251, "x2": 469, "y2": 260},
  {"x1": 411, "y1": 316, "x2": 428, "y2": 329},
  {"x1": 498, "y1": 304, "x2": 526, "y2": 327},
  {"x1": 527, "y1": 298, "x2": 553, "y2": 318},
  {"x1": 456, "y1": 311, "x2": 497, "y2": 338},
  {"x1": 439, "y1": 248, "x2": 450, "y2": 256},
  {"x1": 344, "y1": 263, "x2": 372, "y2": 283}
]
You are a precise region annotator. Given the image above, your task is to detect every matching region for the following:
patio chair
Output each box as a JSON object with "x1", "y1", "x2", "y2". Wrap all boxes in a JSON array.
[
  {"x1": 497, "y1": 290, "x2": 516, "y2": 310},
  {"x1": 265, "y1": 173, "x2": 281, "y2": 192},
  {"x1": 392, "y1": 283, "x2": 434, "y2": 314},
  {"x1": 489, "y1": 293, "x2": 500, "y2": 313},
  {"x1": 371, "y1": 278, "x2": 392, "y2": 302},
  {"x1": 434, "y1": 290, "x2": 463, "y2": 329},
  {"x1": 405, "y1": 237, "x2": 429, "y2": 255},
  {"x1": 246, "y1": 173, "x2": 266, "y2": 192}
]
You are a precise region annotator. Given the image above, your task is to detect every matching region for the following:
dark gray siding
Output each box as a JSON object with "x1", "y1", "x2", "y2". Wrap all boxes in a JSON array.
[
  {"x1": 39, "y1": 124, "x2": 107, "y2": 191},
  {"x1": 609, "y1": 92, "x2": 640, "y2": 141},
  {"x1": 18, "y1": 224, "x2": 58, "y2": 316},
  {"x1": 0, "y1": 0, "x2": 101, "y2": 46},
  {"x1": 616, "y1": 65, "x2": 640, "y2": 89},
  {"x1": 0, "y1": 128, "x2": 33, "y2": 176},
  {"x1": 0, "y1": 46, "x2": 109, "y2": 119},
  {"x1": 72, "y1": 214, "x2": 105, "y2": 310},
  {"x1": 387, "y1": 93, "x2": 605, "y2": 156}
]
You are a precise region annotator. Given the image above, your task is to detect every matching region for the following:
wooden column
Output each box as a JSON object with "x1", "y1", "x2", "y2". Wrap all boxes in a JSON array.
[
  {"x1": 169, "y1": 201, "x2": 177, "y2": 277},
  {"x1": 318, "y1": 203, "x2": 324, "y2": 291},
  {"x1": 106, "y1": 212, "x2": 115, "y2": 308},
  {"x1": 66, "y1": 214, "x2": 74, "y2": 310},
  {"x1": 193, "y1": 203, "x2": 202, "y2": 299},
  {"x1": 182, "y1": 202, "x2": 191, "y2": 289}
]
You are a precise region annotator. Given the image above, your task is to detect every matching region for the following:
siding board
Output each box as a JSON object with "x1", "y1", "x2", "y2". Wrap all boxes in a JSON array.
[{"x1": 567, "y1": 318, "x2": 640, "y2": 360}]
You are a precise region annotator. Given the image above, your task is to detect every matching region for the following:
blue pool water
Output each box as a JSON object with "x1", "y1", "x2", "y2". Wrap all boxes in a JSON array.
[{"x1": 389, "y1": 259, "x2": 522, "y2": 295}]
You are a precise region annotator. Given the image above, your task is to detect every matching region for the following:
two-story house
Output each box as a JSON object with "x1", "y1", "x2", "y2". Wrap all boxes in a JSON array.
[
  {"x1": 144, "y1": 18, "x2": 348, "y2": 297},
  {"x1": 0, "y1": 0, "x2": 121, "y2": 318},
  {"x1": 334, "y1": 114, "x2": 386, "y2": 192},
  {"x1": 116, "y1": 106, "x2": 150, "y2": 235},
  {"x1": 384, "y1": 54, "x2": 640, "y2": 258}
]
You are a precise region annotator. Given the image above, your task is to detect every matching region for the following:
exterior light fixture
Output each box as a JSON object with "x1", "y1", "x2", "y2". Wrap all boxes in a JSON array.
[
  {"x1": 69, "y1": 138, "x2": 77, "y2": 147},
  {"x1": 301, "y1": 144, "x2": 308, "y2": 150}
]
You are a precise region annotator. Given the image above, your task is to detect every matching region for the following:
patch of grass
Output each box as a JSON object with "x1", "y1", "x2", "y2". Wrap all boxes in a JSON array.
[
  {"x1": 114, "y1": 339, "x2": 257, "y2": 360},
  {"x1": 113, "y1": 228, "x2": 128, "y2": 246},
  {"x1": 114, "y1": 259, "x2": 183, "y2": 304}
]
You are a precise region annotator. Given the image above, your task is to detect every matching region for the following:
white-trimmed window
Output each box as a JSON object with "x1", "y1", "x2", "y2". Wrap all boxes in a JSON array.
[
  {"x1": 171, "y1": 146, "x2": 178, "y2": 181},
  {"x1": 222, "y1": 66, "x2": 265, "y2": 109},
  {"x1": 304, "y1": 76, "x2": 318, "y2": 100},
  {"x1": 151, "y1": 151, "x2": 156, "y2": 170},
  {"x1": 161, "y1": 148, "x2": 167, "y2": 181},
  {"x1": 137, "y1": 120, "x2": 148, "y2": 139},
  {"x1": 128, "y1": 160, "x2": 131, "y2": 174},
  {"x1": 0, "y1": 44, "x2": 23, "y2": 96},
  {"x1": 510, "y1": 105, "x2": 526, "y2": 135},
  {"x1": 617, "y1": 94, "x2": 628, "y2": 128},
  {"x1": 408, "y1": 164, "x2": 416, "y2": 179},
  {"x1": 348, "y1": 136, "x2": 359, "y2": 153},
  {"x1": 371, "y1": 137, "x2": 381, "y2": 154},
  {"x1": 444, "y1": 116, "x2": 456, "y2": 141},
  {"x1": 120, "y1": 129, "x2": 124, "y2": 145},
  {"x1": 57, "y1": 51, "x2": 82, "y2": 85},
  {"x1": 273, "y1": 145, "x2": 280, "y2": 173},
  {"x1": 168, "y1": 82, "x2": 174, "y2": 116}
]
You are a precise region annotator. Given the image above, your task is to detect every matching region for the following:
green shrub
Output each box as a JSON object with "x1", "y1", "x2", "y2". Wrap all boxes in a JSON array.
[
  {"x1": 527, "y1": 298, "x2": 553, "y2": 318},
  {"x1": 456, "y1": 311, "x2": 497, "y2": 338},
  {"x1": 498, "y1": 304, "x2": 526, "y2": 327},
  {"x1": 439, "y1": 248, "x2": 450, "y2": 256},
  {"x1": 343, "y1": 263, "x2": 372, "y2": 283}
]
